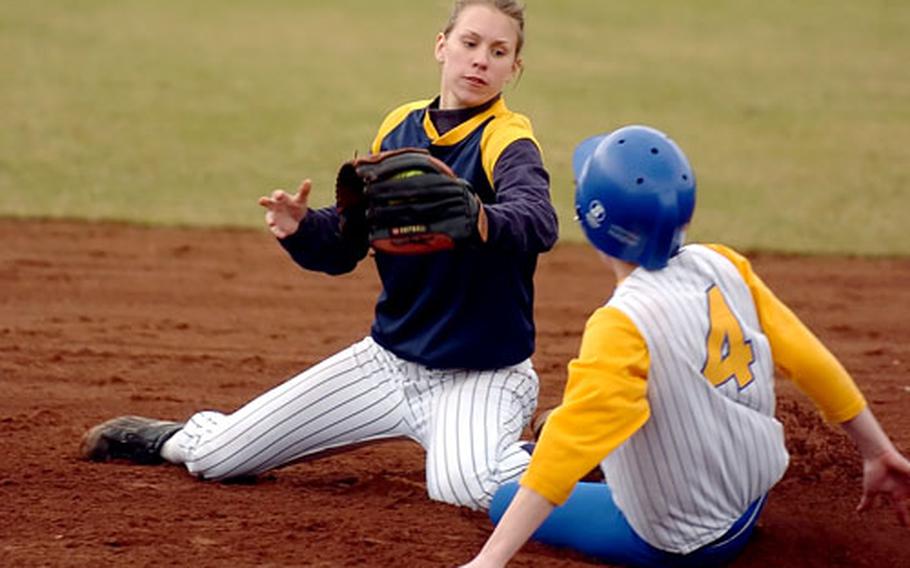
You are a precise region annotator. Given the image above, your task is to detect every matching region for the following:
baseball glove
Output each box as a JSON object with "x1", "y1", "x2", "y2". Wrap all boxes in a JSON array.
[{"x1": 336, "y1": 148, "x2": 486, "y2": 254}]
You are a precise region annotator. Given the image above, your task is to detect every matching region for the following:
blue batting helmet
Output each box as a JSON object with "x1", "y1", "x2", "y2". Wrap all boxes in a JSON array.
[{"x1": 573, "y1": 125, "x2": 696, "y2": 270}]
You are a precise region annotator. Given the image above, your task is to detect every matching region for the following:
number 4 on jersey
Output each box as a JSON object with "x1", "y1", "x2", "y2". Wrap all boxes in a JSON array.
[{"x1": 702, "y1": 285, "x2": 755, "y2": 389}]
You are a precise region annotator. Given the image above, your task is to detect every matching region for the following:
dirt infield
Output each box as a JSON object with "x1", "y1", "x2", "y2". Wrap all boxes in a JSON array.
[{"x1": 1, "y1": 218, "x2": 908, "y2": 567}]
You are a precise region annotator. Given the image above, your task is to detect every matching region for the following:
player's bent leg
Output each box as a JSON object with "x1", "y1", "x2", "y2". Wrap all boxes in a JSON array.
[
  {"x1": 423, "y1": 362, "x2": 539, "y2": 510},
  {"x1": 489, "y1": 482, "x2": 765, "y2": 568},
  {"x1": 164, "y1": 337, "x2": 413, "y2": 480},
  {"x1": 490, "y1": 481, "x2": 665, "y2": 567}
]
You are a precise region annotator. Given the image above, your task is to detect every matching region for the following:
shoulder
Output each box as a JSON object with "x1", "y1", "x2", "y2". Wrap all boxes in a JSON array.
[
  {"x1": 586, "y1": 304, "x2": 637, "y2": 333},
  {"x1": 585, "y1": 304, "x2": 644, "y2": 341},
  {"x1": 688, "y1": 243, "x2": 755, "y2": 279},
  {"x1": 479, "y1": 99, "x2": 542, "y2": 182},
  {"x1": 379, "y1": 99, "x2": 432, "y2": 124},
  {"x1": 697, "y1": 243, "x2": 747, "y2": 263},
  {"x1": 488, "y1": 108, "x2": 535, "y2": 132},
  {"x1": 578, "y1": 305, "x2": 648, "y2": 360},
  {"x1": 482, "y1": 103, "x2": 540, "y2": 154},
  {"x1": 371, "y1": 99, "x2": 433, "y2": 154}
]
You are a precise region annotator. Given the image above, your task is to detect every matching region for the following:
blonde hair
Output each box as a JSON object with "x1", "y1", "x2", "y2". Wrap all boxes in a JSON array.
[{"x1": 442, "y1": 0, "x2": 526, "y2": 57}]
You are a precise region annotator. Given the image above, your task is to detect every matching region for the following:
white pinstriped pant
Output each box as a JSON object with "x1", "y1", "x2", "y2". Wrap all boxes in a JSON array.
[{"x1": 164, "y1": 336, "x2": 539, "y2": 510}]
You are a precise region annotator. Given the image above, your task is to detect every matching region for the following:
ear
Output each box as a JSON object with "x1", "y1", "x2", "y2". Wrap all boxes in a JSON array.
[
  {"x1": 434, "y1": 32, "x2": 446, "y2": 63},
  {"x1": 508, "y1": 57, "x2": 522, "y2": 82}
]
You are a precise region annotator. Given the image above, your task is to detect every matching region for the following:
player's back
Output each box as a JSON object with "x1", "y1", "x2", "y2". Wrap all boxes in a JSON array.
[{"x1": 603, "y1": 244, "x2": 789, "y2": 554}]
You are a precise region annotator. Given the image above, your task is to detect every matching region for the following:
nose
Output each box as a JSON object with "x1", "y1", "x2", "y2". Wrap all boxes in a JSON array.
[{"x1": 472, "y1": 49, "x2": 489, "y2": 69}]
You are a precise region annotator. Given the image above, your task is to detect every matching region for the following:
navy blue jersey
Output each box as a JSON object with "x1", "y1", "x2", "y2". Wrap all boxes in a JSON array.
[{"x1": 280, "y1": 96, "x2": 558, "y2": 369}]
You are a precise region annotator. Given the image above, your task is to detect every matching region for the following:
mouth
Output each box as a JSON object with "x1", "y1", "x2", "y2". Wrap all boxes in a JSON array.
[{"x1": 464, "y1": 75, "x2": 488, "y2": 88}]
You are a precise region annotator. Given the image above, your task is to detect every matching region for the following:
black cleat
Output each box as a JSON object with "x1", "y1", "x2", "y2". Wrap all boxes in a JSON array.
[{"x1": 80, "y1": 415, "x2": 183, "y2": 465}]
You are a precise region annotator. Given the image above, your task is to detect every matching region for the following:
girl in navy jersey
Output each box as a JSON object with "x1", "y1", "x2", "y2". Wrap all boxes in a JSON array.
[{"x1": 81, "y1": 0, "x2": 558, "y2": 511}]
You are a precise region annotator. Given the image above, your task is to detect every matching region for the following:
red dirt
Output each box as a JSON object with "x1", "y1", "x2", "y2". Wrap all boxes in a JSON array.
[{"x1": 1, "y1": 218, "x2": 908, "y2": 567}]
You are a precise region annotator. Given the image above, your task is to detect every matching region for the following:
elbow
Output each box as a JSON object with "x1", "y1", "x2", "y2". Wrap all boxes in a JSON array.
[
  {"x1": 316, "y1": 251, "x2": 362, "y2": 275},
  {"x1": 323, "y1": 262, "x2": 358, "y2": 276},
  {"x1": 288, "y1": 253, "x2": 360, "y2": 276},
  {"x1": 538, "y1": 208, "x2": 560, "y2": 251}
]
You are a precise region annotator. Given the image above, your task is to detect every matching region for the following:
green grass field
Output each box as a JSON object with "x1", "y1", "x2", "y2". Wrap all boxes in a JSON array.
[{"x1": 2, "y1": 0, "x2": 908, "y2": 255}]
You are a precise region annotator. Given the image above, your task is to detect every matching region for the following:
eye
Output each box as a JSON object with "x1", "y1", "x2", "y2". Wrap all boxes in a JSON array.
[
  {"x1": 463, "y1": 39, "x2": 477, "y2": 48},
  {"x1": 493, "y1": 48, "x2": 509, "y2": 58}
]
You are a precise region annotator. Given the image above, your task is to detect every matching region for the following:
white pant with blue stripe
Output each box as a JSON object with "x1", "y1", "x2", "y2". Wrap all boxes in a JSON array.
[{"x1": 163, "y1": 336, "x2": 538, "y2": 510}]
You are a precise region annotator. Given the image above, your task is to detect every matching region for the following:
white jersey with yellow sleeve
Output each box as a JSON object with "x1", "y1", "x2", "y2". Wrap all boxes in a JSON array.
[{"x1": 522, "y1": 243, "x2": 867, "y2": 554}]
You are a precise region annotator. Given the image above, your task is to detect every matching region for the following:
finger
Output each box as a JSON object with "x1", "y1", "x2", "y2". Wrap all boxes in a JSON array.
[
  {"x1": 856, "y1": 493, "x2": 871, "y2": 513},
  {"x1": 265, "y1": 215, "x2": 286, "y2": 238},
  {"x1": 258, "y1": 196, "x2": 274, "y2": 208},
  {"x1": 896, "y1": 500, "x2": 910, "y2": 527},
  {"x1": 294, "y1": 179, "x2": 312, "y2": 203}
]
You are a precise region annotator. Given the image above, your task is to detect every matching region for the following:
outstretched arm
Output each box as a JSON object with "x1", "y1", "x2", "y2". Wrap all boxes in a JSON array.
[
  {"x1": 259, "y1": 179, "x2": 369, "y2": 275},
  {"x1": 461, "y1": 487, "x2": 554, "y2": 568},
  {"x1": 841, "y1": 408, "x2": 910, "y2": 526},
  {"x1": 483, "y1": 140, "x2": 559, "y2": 254},
  {"x1": 710, "y1": 245, "x2": 910, "y2": 526}
]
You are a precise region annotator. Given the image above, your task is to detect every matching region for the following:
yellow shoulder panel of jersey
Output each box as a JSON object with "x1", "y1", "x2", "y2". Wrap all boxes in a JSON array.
[
  {"x1": 703, "y1": 243, "x2": 866, "y2": 423},
  {"x1": 369, "y1": 100, "x2": 432, "y2": 155},
  {"x1": 521, "y1": 305, "x2": 650, "y2": 505},
  {"x1": 479, "y1": 109, "x2": 541, "y2": 188}
]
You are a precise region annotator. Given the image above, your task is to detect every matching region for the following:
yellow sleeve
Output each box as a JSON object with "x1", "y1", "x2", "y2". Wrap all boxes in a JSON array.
[
  {"x1": 705, "y1": 244, "x2": 866, "y2": 423},
  {"x1": 369, "y1": 100, "x2": 432, "y2": 155},
  {"x1": 520, "y1": 306, "x2": 650, "y2": 505}
]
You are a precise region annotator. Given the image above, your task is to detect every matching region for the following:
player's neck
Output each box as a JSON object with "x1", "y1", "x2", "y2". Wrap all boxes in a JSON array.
[{"x1": 606, "y1": 255, "x2": 637, "y2": 283}]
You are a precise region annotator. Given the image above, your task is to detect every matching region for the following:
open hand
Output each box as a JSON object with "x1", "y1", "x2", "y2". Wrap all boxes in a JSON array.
[
  {"x1": 857, "y1": 448, "x2": 910, "y2": 526},
  {"x1": 258, "y1": 180, "x2": 311, "y2": 238}
]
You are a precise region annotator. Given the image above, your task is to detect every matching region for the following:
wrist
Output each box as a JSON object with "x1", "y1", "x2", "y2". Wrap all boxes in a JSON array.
[
  {"x1": 842, "y1": 408, "x2": 895, "y2": 460},
  {"x1": 474, "y1": 548, "x2": 507, "y2": 568}
]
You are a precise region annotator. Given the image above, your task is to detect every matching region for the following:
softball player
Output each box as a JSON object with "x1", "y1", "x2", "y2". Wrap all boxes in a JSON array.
[
  {"x1": 80, "y1": 0, "x2": 558, "y2": 511},
  {"x1": 463, "y1": 125, "x2": 910, "y2": 567}
]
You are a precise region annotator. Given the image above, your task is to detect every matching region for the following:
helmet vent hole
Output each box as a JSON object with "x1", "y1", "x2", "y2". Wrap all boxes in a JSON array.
[
  {"x1": 651, "y1": 147, "x2": 659, "y2": 154},
  {"x1": 618, "y1": 139, "x2": 626, "y2": 144},
  {"x1": 636, "y1": 177, "x2": 645, "y2": 185},
  {"x1": 682, "y1": 174, "x2": 689, "y2": 181}
]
